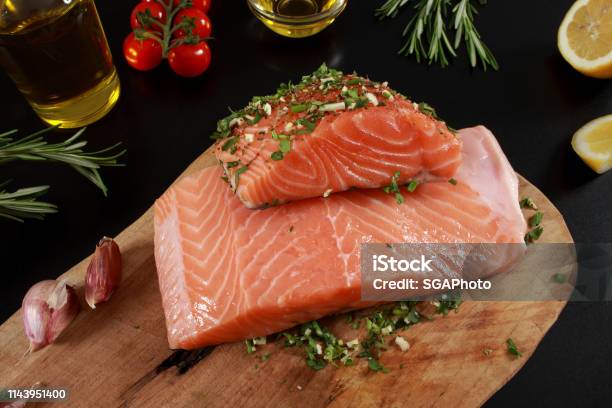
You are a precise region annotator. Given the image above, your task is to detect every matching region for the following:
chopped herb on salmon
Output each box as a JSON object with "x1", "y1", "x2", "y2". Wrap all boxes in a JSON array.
[{"x1": 211, "y1": 64, "x2": 460, "y2": 207}]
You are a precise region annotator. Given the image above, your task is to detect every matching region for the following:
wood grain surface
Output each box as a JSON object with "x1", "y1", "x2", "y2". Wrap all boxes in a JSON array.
[{"x1": 0, "y1": 148, "x2": 574, "y2": 408}]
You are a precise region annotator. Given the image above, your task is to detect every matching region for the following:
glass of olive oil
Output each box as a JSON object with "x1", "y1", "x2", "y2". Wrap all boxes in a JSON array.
[
  {"x1": 247, "y1": 0, "x2": 347, "y2": 38},
  {"x1": 0, "y1": 0, "x2": 120, "y2": 128}
]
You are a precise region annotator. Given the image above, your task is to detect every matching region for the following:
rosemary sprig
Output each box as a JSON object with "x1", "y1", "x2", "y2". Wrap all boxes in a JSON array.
[
  {"x1": 376, "y1": 0, "x2": 411, "y2": 18},
  {"x1": 0, "y1": 126, "x2": 125, "y2": 222},
  {"x1": 452, "y1": 0, "x2": 498, "y2": 70},
  {"x1": 0, "y1": 182, "x2": 57, "y2": 222},
  {"x1": 376, "y1": 0, "x2": 498, "y2": 70},
  {"x1": 0, "y1": 126, "x2": 125, "y2": 196},
  {"x1": 400, "y1": 0, "x2": 456, "y2": 67}
]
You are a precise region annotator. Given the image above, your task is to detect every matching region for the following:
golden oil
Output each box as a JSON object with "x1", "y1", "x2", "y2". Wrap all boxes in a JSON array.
[
  {"x1": 248, "y1": 0, "x2": 347, "y2": 38},
  {"x1": 0, "y1": 0, "x2": 120, "y2": 128},
  {"x1": 273, "y1": 0, "x2": 333, "y2": 15}
]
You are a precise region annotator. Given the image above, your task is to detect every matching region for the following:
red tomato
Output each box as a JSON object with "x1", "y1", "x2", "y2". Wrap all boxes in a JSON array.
[
  {"x1": 194, "y1": 0, "x2": 211, "y2": 13},
  {"x1": 123, "y1": 32, "x2": 163, "y2": 71},
  {"x1": 168, "y1": 42, "x2": 211, "y2": 77},
  {"x1": 131, "y1": 2, "x2": 166, "y2": 32},
  {"x1": 173, "y1": 8, "x2": 212, "y2": 39},
  {"x1": 174, "y1": 0, "x2": 211, "y2": 13}
]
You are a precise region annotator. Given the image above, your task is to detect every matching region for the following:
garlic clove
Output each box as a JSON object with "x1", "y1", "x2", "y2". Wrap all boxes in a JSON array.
[
  {"x1": 22, "y1": 280, "x2": 80, "y2": 352},
  {"x1": 85, "y1": 237, "x2": 122, "y2": 309},
  {"x1": 47, "y1": 280, "x2": 81, "y2": 346}
]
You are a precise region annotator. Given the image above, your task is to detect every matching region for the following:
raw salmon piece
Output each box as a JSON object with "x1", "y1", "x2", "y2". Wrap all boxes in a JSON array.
[
  {"x1": 155, "y1": 126, "x2": 526, "y2": 349},
  {"x1": 213, "y1": 65, "x2": 461, "y2": 208}
]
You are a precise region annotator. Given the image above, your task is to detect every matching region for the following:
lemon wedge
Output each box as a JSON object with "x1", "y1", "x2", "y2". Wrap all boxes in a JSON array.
[
  {"x1": 571, "y1": 114, "x2": 612, "y2": 174},
  {"x1": 558, "y1": 0, "x2": 612, "y2": 79}
]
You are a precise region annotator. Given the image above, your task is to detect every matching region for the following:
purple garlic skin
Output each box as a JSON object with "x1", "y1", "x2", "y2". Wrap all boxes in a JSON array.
[
  {"x1": 85, "y1": 237, "x2": 122, "y2": 309},
  {"x1": 22, "y1": 280, "x2": 81, "y2": 352}
]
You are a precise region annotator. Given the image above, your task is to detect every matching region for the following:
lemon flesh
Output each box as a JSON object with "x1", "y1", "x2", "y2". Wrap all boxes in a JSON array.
[
  {"x1": 558, "y1": 0, "x2": 612, "y2": 78},
  {"x1": 572, "y1": 115, "x2": 612, "y2": 174}
]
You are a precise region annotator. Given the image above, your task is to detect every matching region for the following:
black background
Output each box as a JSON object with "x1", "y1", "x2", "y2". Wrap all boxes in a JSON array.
[{"x1": 1, "y1": 0, "x2": 611, "y2": 406}]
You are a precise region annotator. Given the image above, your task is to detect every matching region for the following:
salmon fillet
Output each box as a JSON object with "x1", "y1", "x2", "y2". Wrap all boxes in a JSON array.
[
  {"x1": 213, "y1": 64, "x2": 462, "y2": 208},
  {"x1": 154, "y1": 126, "x2": 526, "y2": 349}
]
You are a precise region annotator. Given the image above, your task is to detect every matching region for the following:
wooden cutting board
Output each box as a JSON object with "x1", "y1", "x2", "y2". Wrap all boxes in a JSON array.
[{"x1": 0, "y1": 147, "x2": 574, "y2": 408}]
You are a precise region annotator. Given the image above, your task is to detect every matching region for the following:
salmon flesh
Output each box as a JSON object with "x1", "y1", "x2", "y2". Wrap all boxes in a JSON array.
[{"x1": 154, "y1": 126, "x2": 526, "y2": 349}]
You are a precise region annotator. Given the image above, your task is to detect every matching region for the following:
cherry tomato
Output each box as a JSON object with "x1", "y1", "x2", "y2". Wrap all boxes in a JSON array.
[
  {"x1": 168, "y1": 42, "x2": 211, "y2": 77},
  {"x1": 173, "y1": 8, "x2": 212, "y2": 39},
  {"x1": 123, "y1": 32, "x2": 163, "y2": 71},
  {"x1": 194, "y1": 0, "x2": 211, "y2": 13},
  {"x1": 131, "y1": 2, "x2": 166, "y2": 32},
  {"x1": 174, "y1": 0, "x2": 211, "y2": 13}
]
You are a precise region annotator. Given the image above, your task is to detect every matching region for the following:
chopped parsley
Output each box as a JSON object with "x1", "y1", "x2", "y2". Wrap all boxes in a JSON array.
[
  {"x1": 269, "y1": 132, "x2": 292, "y2": 159},
  {"x1": 406, "y1": 180, "x2": 419, "y2": 193},
  {"x1": 295, "y1": 118, "x2": 316, "y2": 132},
  {"x1": 226, "y1": 161, "x2": 240, "y2": 169},
  {"x1": 552, "y1": 273, "x2": 567, "y2": 283},
  {"x1": 383, "y1": 173, "x2": 420, "y2": 203},
  {"x1": 345, "y1": 88, "x2": 359, "y2": 98},
  {"x1": 352, "y1": 97, "x2": 369, "y2": 109},
  {"x1": 448, "y1": 178, "x2": 457, "y2": 185},
  {"x1": 279, "y1": 139, "x2": 291, "y2": 153},
  {"x1": 280, "y1": 320, "x2": 353, "y2": 371},
  {"x1": 211, "y1": 110, "x2": 243, "y2": 140},
  {"x1": 247, "y1": 112, "x2": 262, "y2": 125},
  {"x1": 383, "y1": 171, "x2": 404, "y2": 204},
  {"x1": 520, "y1": 198, "x2": 544, "y2": 243},
  {"x1": 356, "y1": 302, "x2": 423, "y2": 373},
  {"x1": 291, "y1": 103, "x2": 309, "y2": 113},
  {"x1": 271, "y1": 151, "x2": 284, "y2": 161},
  {"x1": 245, "y1": 339, "x2": 256, "y2": 354},
  {"x1": 506, "y1": 338, "x2": 522, "y2": 358},
  {"x1": 417, "y1": 102, "x2": 439, "y2": 119},
  {"x1": 529, "y1": 211, "x2": 543, "y2": 228},
  {"x1": 524, "y1": 225, "x2": 544, "y2": 243},
  {"x1": 435, "y1": 294, "x2": 463, "y2": 315},
  {"x1": 519, "y1": 197, "x2": 538, "y2": 210},
  {"x1": 367, "y1": 358, "x2": 389, "y2": 373},
  {"x1": 221, "y1": 136, "x2": 238, "y2": 153},
  {"x1": 247, "y1": 298, "x2": 461, "y2": 373},
  {"x1": 234, "y1": 166, "x2": 248, "y2": 186},
  {"x1": 275, "y1": 81, "x2": 294, "y2": 98}
]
